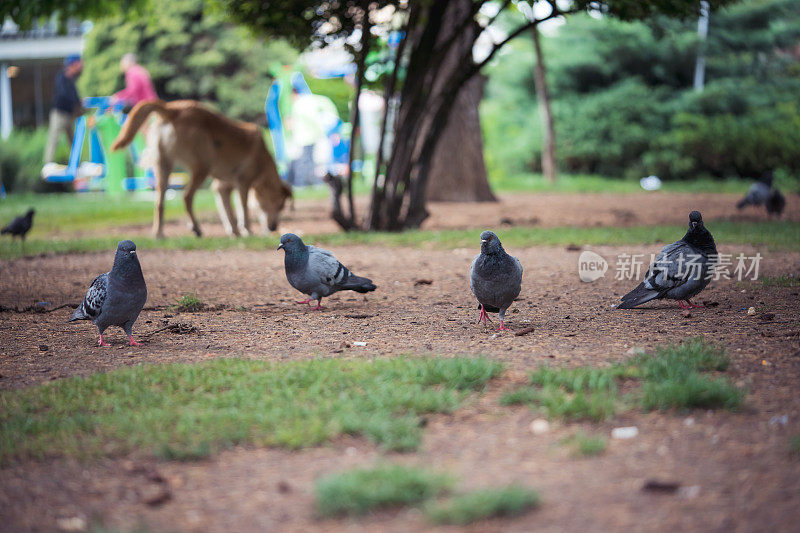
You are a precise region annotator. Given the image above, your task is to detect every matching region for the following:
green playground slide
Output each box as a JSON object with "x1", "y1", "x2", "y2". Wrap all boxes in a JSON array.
[{"x1": 94, "y1": 114, "x2": 146, "y2": 195}]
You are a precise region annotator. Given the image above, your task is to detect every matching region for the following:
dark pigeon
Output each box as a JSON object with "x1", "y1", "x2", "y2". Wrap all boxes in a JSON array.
[
  {"x1": 737, "y1": 170, "x2": 785, "y2": 216},
  {"x1": 70, "y1": 240, "x2": 148, "y2": 346},
  {"x1": 277, "y1": 233, "x2": 376, "y2": 310},
  {"x1": 617, "y1": 211, "x2": 716, "y2": 310},
  {"x1": 1, "y1": 208, "x2": 34, "y2": 240},
  {"x1": 470, "y1": 230, "x2": 523, "y2": 331}
]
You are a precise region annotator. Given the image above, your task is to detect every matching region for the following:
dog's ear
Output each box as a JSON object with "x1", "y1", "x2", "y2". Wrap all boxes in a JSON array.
[{"x1": 282, "y1": 182, "x2": 294, "y2": 212}]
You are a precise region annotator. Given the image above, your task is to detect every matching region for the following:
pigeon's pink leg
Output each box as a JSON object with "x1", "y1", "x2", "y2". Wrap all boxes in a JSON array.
[
  {"x1": 497, "y1": 320, "x2": 509, "y2": 331},
  {"x1": 98, "y1": 334, "x2": 110, "y2": 347},
  {"x1": 310, "y1": 299, "x2": 325, "y2": 311},
  {"x1": 678, "y1": 300, "x2": 690, "y2": 310},
  {"x1": 297, "y1": 298, "x2": 311, "y2": 305},
  {"x1": 128, "y1": 335, "x2": 141, "y2": 346},
  {"x1": 685, "y1": 300, "x2": 705, "y2": 309}
]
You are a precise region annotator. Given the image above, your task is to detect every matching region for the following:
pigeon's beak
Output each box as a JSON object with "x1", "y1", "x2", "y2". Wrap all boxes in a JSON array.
[
  {"x1": 130, "y1": 250, "x2": 136, "y2": 255},
  {"x1": 277, "y1": 243, "x2": 284, "y2": 251},
  {"x1": 690, "y1": 222, "x2": 698, "y2": 230},
  {"x1": 480, "y1": 239, "x2": 488, "y2": 243}
]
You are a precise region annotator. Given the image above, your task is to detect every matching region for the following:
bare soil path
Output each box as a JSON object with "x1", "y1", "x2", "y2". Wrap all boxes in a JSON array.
[{"x1": 1, "y1": 192, "x2": 799, "y2": 532}]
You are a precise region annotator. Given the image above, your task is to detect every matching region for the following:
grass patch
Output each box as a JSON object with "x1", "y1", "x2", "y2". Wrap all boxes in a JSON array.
[
  {"x1": 789, "y1": 435, "x2": 800, "y2": 457},
  {"x1": 315, "y1": 464, "x2": 452, "y2": 517},
  {"x1": 501, "y1": 338, "x2": 743, "y2": 422},
  {"x1": 562, "y1": 432, "x2": 608, "y2": 457},
  {"x1": 425, "y1": 485, "x2": 540, "y2": 525},
  {"x1": 761, "y1": 275, "x2": 800, "y2": 288},
  {"x1": 2, "y1": 219, "x2": 798, "y2": 260},
  {"x1": 490, "y1": 173, "x2": 756, "y2": 195},
  {"x1": 172, "y1": 293, "x2": 205, "y2": 312},
  {"x1": 0, "y1": 356, "x2": 502, "y2": 464}
]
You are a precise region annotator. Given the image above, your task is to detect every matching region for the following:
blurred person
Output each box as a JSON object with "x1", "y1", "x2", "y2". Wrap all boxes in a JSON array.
[
  {"x1": 111, "y1": 53, "x2": 158, "y2": 108},
  {"x1": 44, "y1": 54, "x2": 84, "y2": 164},
  {"x1": 286, "y1": 88, "x2": 338, "y2": 186}
]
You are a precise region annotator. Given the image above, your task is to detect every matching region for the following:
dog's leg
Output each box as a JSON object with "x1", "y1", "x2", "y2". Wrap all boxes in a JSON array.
[
  {"x1": 184, "y1": 168, "x2": 207, "y2": 237},
  {"x1": 153, "y1": 157, "x2": 172, "y2": 239},
  {"x1": 236, "y1": 186, "x2": 252, "y2": 236},
  {"x1": 212, "y1": 180, "x2": 239, "y2": 237}
]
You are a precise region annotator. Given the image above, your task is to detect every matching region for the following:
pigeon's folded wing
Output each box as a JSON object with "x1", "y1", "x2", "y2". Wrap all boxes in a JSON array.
[
  {"x1": 643, "y1": 242, "x2": 702, "y2": 293},
  {"x1": 80, "y1": 273, "x2": 108, "y2": 319},
  {"x1": 307, "y1": 246, "x2": 350, "y2": 289}
]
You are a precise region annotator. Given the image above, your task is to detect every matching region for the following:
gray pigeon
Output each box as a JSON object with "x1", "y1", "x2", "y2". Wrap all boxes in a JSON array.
[
  {"x1": 70, "y1": 240, "x2": 148, "y2": 346},
  {"x1": 470, "y1": 230, "x2": 523, "y2": 331},
  {"x1": 617, "y1": 211, "x2": 716, "y2": 310},
  {"x1": 737, "y1": 170, "x2": 785, "y2": 216},
  {"x1": 277, "y1": 233, "x2": 376, "y2": 310},
  {"x1": 1, "y1": 208, "x2": 34, "y2": 240}
]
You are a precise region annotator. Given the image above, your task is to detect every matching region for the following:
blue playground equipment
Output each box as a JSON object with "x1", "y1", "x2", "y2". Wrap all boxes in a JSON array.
[{"x1": 265, "y1": 71, "x2": 351, "y2": 180}]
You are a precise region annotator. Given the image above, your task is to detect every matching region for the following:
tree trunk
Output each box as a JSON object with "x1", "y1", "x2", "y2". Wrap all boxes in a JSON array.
[
  {"x1": 426, "y1": 73, "x2": 495, "y2": 202},
  {"x1": 369, "y1": 0, "x2": 490, "y2": 230},
  {"x1": 532, "y1": 25, "x2": 557, "y2": 183}
]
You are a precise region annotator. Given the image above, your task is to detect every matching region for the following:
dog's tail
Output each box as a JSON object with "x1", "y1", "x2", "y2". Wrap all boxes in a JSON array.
[{"x1": 110, "y1": 100, "x2": 177, "y2": 151}]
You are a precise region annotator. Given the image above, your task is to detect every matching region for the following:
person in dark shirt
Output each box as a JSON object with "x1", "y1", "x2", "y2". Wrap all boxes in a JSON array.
[{"x1": 44, "y1": 54, "x2": 84, "y2": 163}]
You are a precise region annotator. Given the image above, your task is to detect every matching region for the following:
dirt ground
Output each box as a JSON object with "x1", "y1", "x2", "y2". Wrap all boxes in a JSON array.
[
  {"x1": 1, "y1": 192, "x2": 799, "y2": 532},
  {"x1": 66, "y1": 190, "x2": 800, "y2": 239}
]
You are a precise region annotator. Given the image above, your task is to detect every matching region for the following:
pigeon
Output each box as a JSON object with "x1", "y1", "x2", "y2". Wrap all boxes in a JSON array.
[
  {"x1": 617, "y1": 211, "x2": 716, "y2": 310},
  {"x1": 737, "y1": 170, "x2": 785, "y2": 216},
  {"x1": 1, "y1": 208, "x2": 34, "y2": 240},
  {"x1": 277, "y1": 233, "x2": 376, "y2": 310},
  {"x1": 765, "y1": 189, "x2": 786, "y2": 217},
  {"x1": 470, "y1": 230, "x2": 523, "y2": 331},
  {"x1": 70, "y1": 240, "x2": 148, "y2": 346}
]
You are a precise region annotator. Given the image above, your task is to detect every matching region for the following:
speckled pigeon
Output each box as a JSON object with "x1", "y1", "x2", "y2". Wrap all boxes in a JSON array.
[
  {"x1": 617, "y1": 211, "x2": 716, "y2": 310},
  {"x1": 470, "y1": 230, "x2": 523, "y2": 331},
  {"x1": 1, "y1": 208, "x2": 34, "y2": 240},
  {"x1": 70, "y1": 240, "x2": 148, "y2": 346},
  {"x1": 278, "y1": 233, "x2": 376, "y2": 310}
]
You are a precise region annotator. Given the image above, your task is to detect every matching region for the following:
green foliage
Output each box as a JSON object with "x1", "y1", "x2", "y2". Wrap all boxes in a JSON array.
[
  {"x1": 760, "y1": 275, "x2": 800, "y2": 288},
  {"x1": 484, "y1": 0, "x2": 800, "y2": 181},
  {"x1": 425, "y1": 485, "x2": 540, "y2": 525},
  {"x1": 790, "y1": 435, "x2": 800, "y2": 456},
  {"x1": 2, "y1": 0, "x2": 146, "y2": 30},
  {"x1": 315, "y1": 464, "x2": 453, "y2": 517},
  {"x1": 501, "y1": 338, "x2": 744, "y2": 421},
  {"x1": 562, "y1": 433, "x2": 608, "y2": 457},
  {"x1": 79, "y1": 0, "x2": 297, "y2": 122},
  {"x1": 174, "y1": 293, "x2": 205, "y2": 312},
  {"x1": 0, "y1": 129, "x2": 70, "y2": 193},
  {"x1": 0, "y1": 356, "x2": 502, "y2": 463}
]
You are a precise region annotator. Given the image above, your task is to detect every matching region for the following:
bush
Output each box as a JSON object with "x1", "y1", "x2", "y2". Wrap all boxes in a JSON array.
[{"x1": 0, "y1": 129, "x2": 70, "y2": 193}]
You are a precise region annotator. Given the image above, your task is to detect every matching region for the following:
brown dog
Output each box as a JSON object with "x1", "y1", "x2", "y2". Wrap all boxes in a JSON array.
[{"x1": 111, "y1": 100, "x2": 292, "y2": 238}]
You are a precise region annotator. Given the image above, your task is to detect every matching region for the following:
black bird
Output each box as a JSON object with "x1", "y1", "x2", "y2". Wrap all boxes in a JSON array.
[
  {"x1": 1, "y1": 208, "x2": 35, "y2": 240},
  {"x1": 737, "y1": 171, "x2": 785, "y2": 217},
  {"x1": 618, "y1": 211, "x2": 717, "y2": 310}
]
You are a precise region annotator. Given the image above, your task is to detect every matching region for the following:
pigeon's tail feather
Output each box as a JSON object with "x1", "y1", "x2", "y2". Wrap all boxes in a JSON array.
[
  {"x1": 110, "y1": 100, "x2": 177, "y2": 151},
  {"x1": 736, "y1": 197, "x2": 749, "y2": 209},
  {"x1": 0, "y1": 227, "x2": 8, "y2": 235},
  {"x1": 617, "y1": 282, "x2": 661, "y2": 309},
  {"x1": 341, "y1": 274, "x2": 377, "y2": 293}
]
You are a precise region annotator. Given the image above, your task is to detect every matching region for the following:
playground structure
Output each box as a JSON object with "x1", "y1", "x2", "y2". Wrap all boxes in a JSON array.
[{"x1": 41, "y1": 96, "x2": 165, "y2": 194}]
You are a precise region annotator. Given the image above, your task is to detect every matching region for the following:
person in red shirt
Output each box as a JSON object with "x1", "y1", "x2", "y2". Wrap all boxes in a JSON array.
[{"x1": 112, "y1": 53, "x2": 158, "y2": 108}]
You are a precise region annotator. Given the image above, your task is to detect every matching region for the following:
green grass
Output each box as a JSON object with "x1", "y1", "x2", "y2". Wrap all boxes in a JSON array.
[
  {"x1": 0, "y1": 356, "x2": 503, "y2": 464},
  {"x1": 761, "y1": 275, "x2": 800, "y2": 288},
  {"x1": 562, "y1": 432, "x2": 608, "y2": 457},
  {"x1": 790, "y1": 435, "x2": 800, "y2": 456},
  {"x1": 501, "y1": 338, "x2": 744, "y2": 422},
  {"x1": 425, "y1": 485, "x2": 540, "y2": 525},
  {"x1": 490, "y1": 173, "x2": 757, "y2": 195},
  {"x1": 2, "y1": 219, "x2": 798, "y2": 260},
  {"x1": 173, "y1": 293, "x2": 204, "y2": 312},
  {"x1": 315, "y1": 464, "x2": 453, "y2": 517}
]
